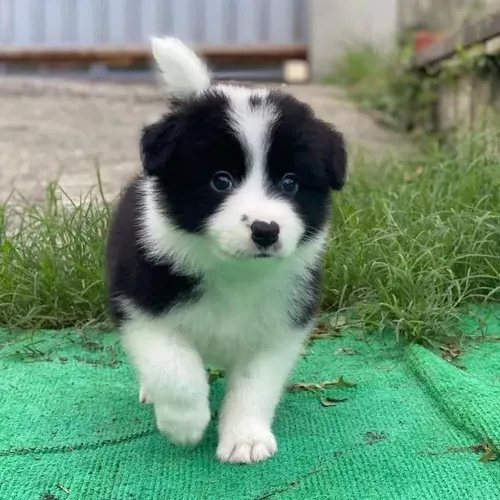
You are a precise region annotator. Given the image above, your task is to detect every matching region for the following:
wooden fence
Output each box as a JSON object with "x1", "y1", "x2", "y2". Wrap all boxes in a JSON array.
[
  {"x1": 410, "y1": 8, "x2": 500, "y2": 133},
  {"x1": 398, "y1": 0, "x2": 500, "y2": 32}
]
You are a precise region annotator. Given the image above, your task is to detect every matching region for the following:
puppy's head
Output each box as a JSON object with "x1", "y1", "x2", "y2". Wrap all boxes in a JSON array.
[{"x1": 141, "y1": 37, "x2": 347, "y2": 260}]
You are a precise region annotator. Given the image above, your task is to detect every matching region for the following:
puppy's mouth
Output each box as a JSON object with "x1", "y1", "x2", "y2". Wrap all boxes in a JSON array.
[
  {"x1": 254, "y1": 253, "x2": 272, "y2": 259},
  {"x1": 219, "y1": 249, "x2": 278, "y2": 260},
  {"x1": 217, "y1": 242, "x2": 283, "y2": 260}
]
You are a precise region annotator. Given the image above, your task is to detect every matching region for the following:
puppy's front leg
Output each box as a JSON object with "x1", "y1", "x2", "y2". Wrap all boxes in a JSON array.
[
  {"x1": 122, "y1": 323, "x2": 210, "y2": 446},
  {"x1": 217, "y1": 339, "x2": 304, "y2": 464}
]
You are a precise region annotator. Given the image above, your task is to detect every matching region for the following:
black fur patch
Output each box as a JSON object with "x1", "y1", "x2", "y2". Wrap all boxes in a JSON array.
[
  {"x1": 265, "y1": 90, "x2": 347, "y2": 240},
  {"x1": 105, "y1": 177, "x2": 201, "y2": 325},
  {"x1": 140, "y1": 91, "x2": 247, "y2": 233},
  {"x1": 288, "y1": 263, "x2": 323, "y2": 328}
]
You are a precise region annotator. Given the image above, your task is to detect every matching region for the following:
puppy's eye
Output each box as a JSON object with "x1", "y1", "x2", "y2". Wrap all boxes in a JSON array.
[
  {"x1": 211, "y1": 171, "x2": 234, "y2": 192},
  {"x1": 280, "y1": 174, "x2": 299, "y2": 195}
]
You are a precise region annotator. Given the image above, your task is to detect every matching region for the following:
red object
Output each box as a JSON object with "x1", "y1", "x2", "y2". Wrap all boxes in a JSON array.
[{"x1": 414, "y1": 31, "x2": 441, "y2": 53}]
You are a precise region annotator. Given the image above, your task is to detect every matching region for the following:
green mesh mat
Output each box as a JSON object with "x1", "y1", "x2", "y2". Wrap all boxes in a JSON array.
[{"x1": 0, "y1": 309, "x2": 499, "y2": 499}]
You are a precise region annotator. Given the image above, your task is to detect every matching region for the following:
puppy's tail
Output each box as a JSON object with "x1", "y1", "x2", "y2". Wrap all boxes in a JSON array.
[{"x1": 150, "y1": 37, "x2": 211, "y2": 100}]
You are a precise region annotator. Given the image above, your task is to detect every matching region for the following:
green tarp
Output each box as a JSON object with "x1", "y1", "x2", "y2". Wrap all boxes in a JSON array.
[{"x1": 0, "y1": 310, "x2": 499, "y2": 499}]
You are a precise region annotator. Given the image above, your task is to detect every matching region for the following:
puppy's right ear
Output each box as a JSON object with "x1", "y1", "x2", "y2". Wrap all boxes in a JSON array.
[
  {"x1": 140, "y1": 115, "x2": 183, "y2": 176},
  {"x1": 150, "y1": 37, "x2": 211, "y2": 101},
  {"x1": 315, "y1": 119, "x2": 348, "y2": 191}
]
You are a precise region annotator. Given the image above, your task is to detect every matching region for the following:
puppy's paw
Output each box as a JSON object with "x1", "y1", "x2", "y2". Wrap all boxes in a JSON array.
[
  {"x1": 217, "y1": 420, "x2": 277, "y2": 464},
  {"x1": 155, "y1": 402, "x2": 210, "y2": 447}
]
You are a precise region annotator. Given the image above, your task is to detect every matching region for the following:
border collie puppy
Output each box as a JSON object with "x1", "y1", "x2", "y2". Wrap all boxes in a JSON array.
[{"x1": 105, "y1": 37, "x2": 347, "y2": 464}]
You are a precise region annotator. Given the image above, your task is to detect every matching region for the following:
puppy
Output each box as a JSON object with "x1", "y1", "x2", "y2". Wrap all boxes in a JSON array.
[{"x1": 105, "y1": 37, "x2": 347, "y2": 464}]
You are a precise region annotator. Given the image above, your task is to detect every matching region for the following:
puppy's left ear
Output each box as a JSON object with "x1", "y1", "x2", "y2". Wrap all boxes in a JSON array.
[{"x1": 316, "y1": 119, "x2": 348, "y2": 191}]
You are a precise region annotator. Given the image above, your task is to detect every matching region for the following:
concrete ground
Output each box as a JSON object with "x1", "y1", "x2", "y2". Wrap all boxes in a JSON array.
[{"x1": 0, "y1": 77, "x2": 406, "y2": 203}]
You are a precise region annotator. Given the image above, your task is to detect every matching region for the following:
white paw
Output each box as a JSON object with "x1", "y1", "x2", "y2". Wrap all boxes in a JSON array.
[
  {"x1": 155, "y1": 402, "x2": 211, "y2": 447},
  {"x1": 217, "y1": 422, "x2": 277, "y2": 464},
  {"x1": 139, "y1": 385, "x2": 152, "y2": 404}
]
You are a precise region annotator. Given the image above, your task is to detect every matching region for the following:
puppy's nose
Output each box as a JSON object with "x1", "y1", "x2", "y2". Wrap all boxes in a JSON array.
[{"x1": 250, "y1": 220, "x2": 280, "y2": 248}]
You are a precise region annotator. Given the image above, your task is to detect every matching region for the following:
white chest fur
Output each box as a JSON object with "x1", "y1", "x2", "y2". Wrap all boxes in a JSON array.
[{"x1": 168, "y1": 259, "x2": 308, "y2": 366}]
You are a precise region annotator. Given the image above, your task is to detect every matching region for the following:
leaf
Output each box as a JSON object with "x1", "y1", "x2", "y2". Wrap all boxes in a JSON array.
[
  {"x1": 288, "y1": 376, "x2": 357, "y2": 393},
  {"x1": 288, "y1": 382, "x2": 324, "y2": 394},
  {"x1": 329, "y1": 315, "x2": 347, "y2": 329},
  {"x1": 471, "y1": 444, "x2": 488, "y2": 453},
  {"x1": 365, "y1": 431, "x2": 387, "y2": 444},
  {"x1": 323, "y1": 375, "x2": 357, "y2": 389},
  {"x1": 335, "y1": 347, "x2": 355, "y2": 355},
  {"x1": 310, "y1": 315, "x2": 348, "y2": 339},
  {"x1": 310, "y1": 329, "x2": 343, "y2": 340},
  {"x1": 439, "y1": 344, "x2": 461, "y2": 359},
  {"x1": 479, "y1": 445, "x2": 498, "y2": 463},
  {"x1": 207, "y1": 368, "x2": 224, "y2": 384},
  {"x1": 57, "y1": 484, "x2": 70, "y2": 494},
  {"x1": 320, "y1": 397, "x2": 348, "y2": 407}
]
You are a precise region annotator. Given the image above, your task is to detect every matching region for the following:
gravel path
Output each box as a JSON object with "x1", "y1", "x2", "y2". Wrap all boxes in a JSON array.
[{"x1": 0, "y1": 77, "x2": 406, "y2": 204}]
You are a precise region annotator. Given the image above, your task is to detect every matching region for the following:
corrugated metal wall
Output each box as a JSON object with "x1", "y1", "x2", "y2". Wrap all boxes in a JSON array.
[{"x1": 0, "y1": 0, "x2": 308, "y2": 47}]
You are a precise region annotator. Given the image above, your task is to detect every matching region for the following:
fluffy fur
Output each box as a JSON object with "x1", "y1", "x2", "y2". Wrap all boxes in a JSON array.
[{"x1": 105, "y1": 37, "x2": 348, "y2": 464}]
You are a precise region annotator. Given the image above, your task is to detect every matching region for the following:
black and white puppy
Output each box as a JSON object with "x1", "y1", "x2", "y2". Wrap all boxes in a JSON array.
[{"x1": 105, "y1": 37, "x2": 347, "y2": 464}]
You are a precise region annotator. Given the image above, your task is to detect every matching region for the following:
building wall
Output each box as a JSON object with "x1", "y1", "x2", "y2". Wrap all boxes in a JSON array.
[
  {"x1": 0, "y1": 0, "x2": 308, "y2": 47},
  {"x1": 0, "y1": 0, "x2": 405, "y2": 82},
  {"x1": 308, "y1": 0, "x2": 398, "y2": 81}
]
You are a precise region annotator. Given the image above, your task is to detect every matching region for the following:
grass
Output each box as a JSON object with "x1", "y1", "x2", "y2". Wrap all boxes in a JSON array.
[
  {"x1": 327, "y1": 42, "x2": 435, "y2": 132},
  {"x1": 324, "y1": 130, "x2": 500, "y2": 343},
  {"x1": 326, "y1": 43, "x2": 385, "y2": 88},
  {"x1": 0, "y1": 184, "x2": 110, "y2": 331},
  {"x1": 1, "y1": 130, "x2": 500, "y2": 343}
]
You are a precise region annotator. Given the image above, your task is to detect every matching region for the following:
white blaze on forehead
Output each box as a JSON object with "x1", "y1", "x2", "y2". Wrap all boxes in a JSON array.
[
  {"x1": 217, "y1": 85, "x2": 278, "y2": 180},
  {"x1": 205, "y1": 85, "x2": 305, "y2": 259}
]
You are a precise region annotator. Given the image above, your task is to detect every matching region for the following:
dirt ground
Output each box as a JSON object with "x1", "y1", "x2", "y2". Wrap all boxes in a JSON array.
[{"x1": 0, "y1": 77, "x2": 405, "y2": 203}]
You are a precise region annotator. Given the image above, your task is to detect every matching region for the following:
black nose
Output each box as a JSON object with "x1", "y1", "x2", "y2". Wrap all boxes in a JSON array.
[{"x1": 250, "y1": 220, "x2": 280, "y2": 248}]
